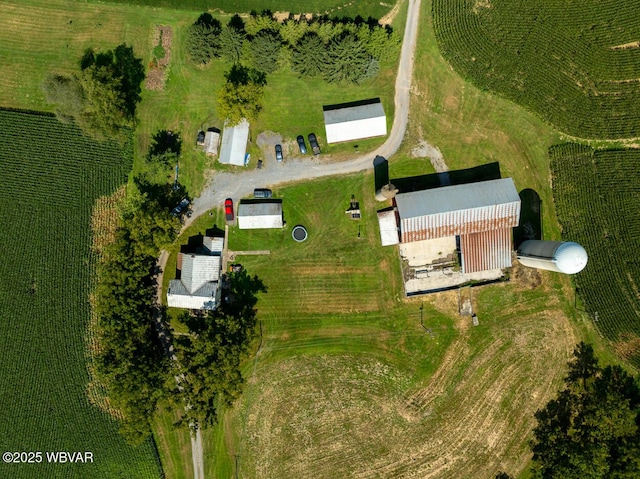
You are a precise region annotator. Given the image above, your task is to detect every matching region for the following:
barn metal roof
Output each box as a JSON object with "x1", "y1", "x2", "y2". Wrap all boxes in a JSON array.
[
  {"x1": 323, "y1": 98, "x2": 387, "y2": 144},
  {"x1": 323, "y1": 98, "x2": 385, "y2": 125},
  {"x1": 395, "y1": 178, "x2": 521, "y2": 242},
  {"x1": 395, "y1": 178, "x2": 520, "y2": 218},
  {"x1": 459, "y1": 229, "x2": 513, "y2": 273}
]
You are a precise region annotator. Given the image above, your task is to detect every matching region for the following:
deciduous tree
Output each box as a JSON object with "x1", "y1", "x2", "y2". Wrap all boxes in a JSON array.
[
  {"x1": 217, "y1": 65, "x2": 266, "y2": 125},
  {"x1": 172, "y1": 270, "x2": 267, "y2": 428},
  {"x1": 530, "y1": 342, "x2": 640, "y2": 478},
  {"x1": 43, "y1": 44, "x2": 144, "y2": 140}
]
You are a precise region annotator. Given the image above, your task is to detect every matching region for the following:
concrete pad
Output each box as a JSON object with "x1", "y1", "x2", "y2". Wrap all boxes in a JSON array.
[{"x1": 399, "y1": 237, "x2": 457, "y2": 267}]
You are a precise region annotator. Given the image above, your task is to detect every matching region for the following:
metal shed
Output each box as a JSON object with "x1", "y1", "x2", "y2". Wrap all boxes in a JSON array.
[
  {"x1": 323, "y1": 98, "x2": 387, "y2": 144},
  {"x1": 218, "y1": 119, "x2": 249, "y2": 166},
  {"x1": 377, "y1": 208, "x2": 400, "y2": 246},
  {"x1": 237, "y1": 200, "x2": 284, "y2": 229},
  {"x1": 203, "y1": 128, "x2": 220, "y2": 156}
]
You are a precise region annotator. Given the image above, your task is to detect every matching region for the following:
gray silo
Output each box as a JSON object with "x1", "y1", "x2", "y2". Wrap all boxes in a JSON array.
[{"x1": 517, "y1": 240, "x2": 588, "y2": 274}]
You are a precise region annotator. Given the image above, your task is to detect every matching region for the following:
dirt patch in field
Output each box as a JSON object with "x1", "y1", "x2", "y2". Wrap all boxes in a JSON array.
[
  {"x1": 90, "y1": 185, "x2": 125, "y2": 257},
  {"x1": 380, "y1": 2, "x2": 401, "y2": 25},
  {"x1": 510, "y1": 258, "x2": 542, "y2": 290},
  {"x1": 610, "y1": 40, "x2": 640, "y2": 50},
  {"x1": 473, "y1": 0, "x2": 492, "y2": 13},
  {"x1": 232, "y1": 285, "x2": 577, "y2": 479},
  {"x1": 145, "y1": 25, "x2": 172, "y2": 91}
]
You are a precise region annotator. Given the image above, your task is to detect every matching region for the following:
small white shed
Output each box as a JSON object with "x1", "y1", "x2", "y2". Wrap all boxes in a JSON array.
[
  {"x1": 203, "y1": 128, "x2": 220, "y2": 156},
  {"x1": 323, "y1": 98, "x2": 387, "y2": 144},
  {"x1": 238, "y1": 200, "x2": 283, "y2": 229},
  {"x1": 219, "y1": 119, "x2": 249, "y2": 166}
]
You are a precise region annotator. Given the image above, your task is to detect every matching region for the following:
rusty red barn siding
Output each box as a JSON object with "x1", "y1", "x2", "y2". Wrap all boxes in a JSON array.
[
  {"x1": 459, "y1": 229, "x2": 513, "y2": 273},
  {"x1": 399, "y1": 203, "x2": 520, "y2": 242},
  {"x1": 390, "y1": 178, "x2": 521, "y2": 273}
]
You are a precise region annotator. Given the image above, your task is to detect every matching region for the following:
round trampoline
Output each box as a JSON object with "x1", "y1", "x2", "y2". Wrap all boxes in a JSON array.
[{"x1": 292, "y1": 225, "x2": 308, "y2": 242}]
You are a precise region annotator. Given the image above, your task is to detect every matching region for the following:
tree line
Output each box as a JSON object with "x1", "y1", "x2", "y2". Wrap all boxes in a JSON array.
[
  {"x1": 186, "y1": 11, "x2": 400, "y2": 84},
  {"x1": 91, "y1": 129, "x2": 266, "y2": 443}
]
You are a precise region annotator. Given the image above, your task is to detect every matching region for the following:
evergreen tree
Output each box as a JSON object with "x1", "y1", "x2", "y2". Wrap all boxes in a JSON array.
[
  {"x1": 219, "y1": 15, "x2": 246, "y2": 64},
  {"x1": 249, "y1": 29, "x2": 282, "y2": 74},
  {"x1": 323, "y1": 34, "x2": 372, "y2": 83},
  {"x1": 291, "y1": 32, "x2": 327, "y2": 77},
  {"x1": 185, "y1": 14, "x2": 222, "y2": 65}
]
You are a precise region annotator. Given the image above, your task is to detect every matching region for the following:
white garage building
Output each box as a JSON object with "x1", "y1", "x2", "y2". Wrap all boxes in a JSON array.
[
  {"x1": 238, "y1": 200, "x2": 284, "y2": 229},
  {"x1": 323, "y1": 98, "x2": 387, "y2": 144},
  {"x1": 218, "y1": 118, "x2": 249, "y2": 166}
]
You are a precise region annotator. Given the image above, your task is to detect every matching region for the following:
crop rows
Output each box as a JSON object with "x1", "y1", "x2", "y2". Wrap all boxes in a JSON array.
[
  {"x1": 432, "y1": 0, "x2": 640, "y2": 139},
  {"x1": 550, "y1": 143, "x2": 640, "y2": 366},
  {"x1": 0, "y1": 109, "x2": 162, "y2": 478}
]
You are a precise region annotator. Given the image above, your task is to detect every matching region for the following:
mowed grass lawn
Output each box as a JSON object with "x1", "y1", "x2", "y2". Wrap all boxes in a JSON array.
[
  {"x1": 204, "y1": 164, "x2": 582, "y2": 478},
  {"x1": 90, "y1": 0, "x2": 391, "y2": 19},
  {"x1": 0, "y1": 0, "x2": 397, "y2": 195}
]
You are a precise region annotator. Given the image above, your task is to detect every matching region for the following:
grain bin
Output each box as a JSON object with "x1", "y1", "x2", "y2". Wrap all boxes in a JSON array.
[{"x1": 516, "y1": 240, "x2": 587, "y2": 274}]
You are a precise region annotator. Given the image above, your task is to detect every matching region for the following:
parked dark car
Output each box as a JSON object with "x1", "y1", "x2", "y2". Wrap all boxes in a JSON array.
[
  {"x1": 308, "y1": 133, "x2": 321, "y2": 155},
  {"x1": 170, "y1": 197, "x2": 190, "y2": 217},
  {"x1": 275, "y1": 144, "x2": 283, "y2": 162},
  {"x1": 296, "y1": 135, "x2": 307, "y2": 154},
  {"x1": 225, "y1": 198, "x2": 234, "y2": 221},
  {"x1": 254, "y1": 188, "x2": 273, "y2": 198},
  {"x1": 257, "y1": 159, "x2": 263, "y2": 169}
]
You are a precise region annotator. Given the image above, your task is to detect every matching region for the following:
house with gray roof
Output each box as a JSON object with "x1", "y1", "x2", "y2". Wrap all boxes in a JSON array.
[{"x1": 167, "y1": 234, "x2": 224, "y2": 310}]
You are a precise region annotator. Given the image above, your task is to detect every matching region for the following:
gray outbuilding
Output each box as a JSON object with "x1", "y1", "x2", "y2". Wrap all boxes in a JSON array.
[
  {"x1": 237, "y1": 199, "x2": 284, "y2": 229},
  {"x1": 218, "y1": 119, "x2": 249, "y2": 166},
  {"x1": 323, "y1": 98, "x2": 387, "y2": 144}
]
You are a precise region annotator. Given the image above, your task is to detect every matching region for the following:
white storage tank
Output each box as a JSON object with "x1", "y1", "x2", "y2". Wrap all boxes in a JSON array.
[{"x1": 517, "y1": 240, "x2": 588, "y2": 274}]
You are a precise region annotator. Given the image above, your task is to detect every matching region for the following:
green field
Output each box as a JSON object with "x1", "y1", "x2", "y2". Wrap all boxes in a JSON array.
[
  {"x1": 82, "y1": 0, "x2": 391, "y2": 19},
  {"x1": 0, "y1": 110, "x2": 162, "y2": 478},
  {"x1": 551, "y1": 144, "x2": 640, "y2": 367},
  {"x1": 432, "y1": 0, "x2": 640, "y2": 139}
]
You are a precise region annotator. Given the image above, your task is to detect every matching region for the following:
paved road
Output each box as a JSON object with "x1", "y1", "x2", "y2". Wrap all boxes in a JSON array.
[{"x1": 157, "y1": 0, "x2": 423, "y2": 477}]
